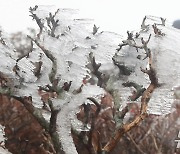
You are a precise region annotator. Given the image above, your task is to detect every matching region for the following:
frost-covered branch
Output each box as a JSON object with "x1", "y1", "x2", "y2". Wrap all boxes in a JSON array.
[
  {"x1": 88, "y1": 53, "x2": 107, "y2": 87},
  {"x1": 92, "y1": 24, "x2": 99, "y2": 35},
  {"x1": 12, "y1": 95, "x2": 50, "y2": 131},
  {"x1": 28, "y1": 36, "x2": 58, "y2": 90},
  {"x1": 48, "y1": 99, "x2": 60, "y2": 136},
  {"x1": 116, "y1": 31, "x2": 136, "y2": 51},
  {"x1": 116, "y1": 32, "x2": 151, "y2": 59},
  {"x1": 152, "y1": 24, "x2": 165, "y2": 36},
  {"x1": 33, "y1": 61, "x2": 43, "y2": 78},
  {"x1": 103, "y1": 50, "x2": 159, "y2": 153},
  {"x1": 16, "y1": 40, "x2": 34, "y2": 62},
  {"x1": 160, "y1": 17, "x2": 166, "y2": 26},
  {"x1": 29, "y1": 6, "x2": 44, "y2": 37},
  {"x1": 48, "y1": 100, "x2": 63, "y2": 154},
  {"x1": 122, "y1": 81, "x2": 146, "y2": 101},
  {"x1": 46, "y1": 9, "x2": 60, "y2": 38},
  {"x1": 112, "y1": 57, "x2": 134, "y2": 76},
  {"x1": 141, "y1": 16, "x2": 149, "y2": 31}
]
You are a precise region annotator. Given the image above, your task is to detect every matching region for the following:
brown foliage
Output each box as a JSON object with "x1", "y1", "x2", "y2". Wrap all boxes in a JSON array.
[
  {"x1": 0, "y1": 94, "x2": 56, "y2": 154},
  {"x1": 75, "y1": 94, "x2": 180, "y2": 154}
]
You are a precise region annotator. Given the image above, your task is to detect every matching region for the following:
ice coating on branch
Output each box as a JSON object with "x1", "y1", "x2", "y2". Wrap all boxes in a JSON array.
[
  {"x1": 1, "y1": 5, "x2": 180, "y2": 153},
  {"x1": 115, "y1": 16, "x2": 180, "y2": 115},
  {"x1": 23, "y1": 6, "x2": 121, "y2": 154},
  {"x1": 57, "y1": 84, "x2": 105, "y2": 154},
  {"x1": 0, "y1": 29, "x2": 17, "y2": 76}
]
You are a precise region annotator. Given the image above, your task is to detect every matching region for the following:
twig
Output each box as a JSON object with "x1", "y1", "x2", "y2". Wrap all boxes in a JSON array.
[
  {"x1": 122, "y1": 81, "x2": 146, "y2": 101},
  {"x1": 88, "y1": 53, "x2": 106, "y2": 87},
  {"x1": 48, "y1": 99, "x2": 60, "y2": 136},
  {"x1": 27, "y1": 36, "x2": 58, "y2": 88},
  {"x1": 16, "y1": 40, "x2": 34, "y2": 62},
  {"x1": 127, "y1": 132, "x2": 146, "y2": 154},
  {"x1": 116, "y1": 33, "x2": 151, "y2": 59},
  {"x1": 62, "y1": 81, "x2": 72, "y2": 91},
  {"x1": 112, "y1": 57, "x2": 134, "y2": 76},
  {"x1": 12, "y1": 96, "x2": 50, "y2": 131},
  {"x1": 156, "y1": 17, "x2": 166, "y2": 26},
  {"x1": 46, "y1": 9, "x2": 60, "y2": 37},
  {"x1": 87, "y1": 97, "x2": 101, "y2": 154},
  {"x1": 141, "y1": 16, "x2": 149, "y2": 31},
  {"x1": 33, "y1": 61, "x2": 43, "y2": 78},
  {"x1": 29, "y1": 6, "x2": 44, "y2": 37},
  {"x1": 102, "y1": 50, "x2": 159, "y2": 153},
  {"x1": 151, "y1": 133, "x2": 159, "y2": 151},
  {"x1": 82, "y1": 103, "x2": 91, "y2": 127},
  {"x1": 160, "y1": 17, "x2": 166, "y2": 26},
  {"x1": 116, "y1": 31, "x2": 136, "y2": 51},
  {"x1": 92, "y1": 24, "x2": 99, "y2": 35},
  {"x1": 118, "y1": 106, "x2": 129, "y2": 119},
  {"x1": 152, "y1": 24, "x2": 165, "y2": 36}
]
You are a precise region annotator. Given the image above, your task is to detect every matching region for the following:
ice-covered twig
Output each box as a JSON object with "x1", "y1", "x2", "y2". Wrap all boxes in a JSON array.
[
  {"x1": 141, "y1": 16, "x2": 149, "y2": 31},
  {"x1": 33, "y1": 61, "x2": 43, "y2": 78},
  {"x1": 46, "y1": 9, "x2": 60, "y2": 38},
  {"x1": 160, "y1": 17, "x2": 166, "y2": 26},
  {"x1": 89, "y1": 53, "x2": 105, "y2": 87},
  {"x1": 16, "y1": 40, "x2": 33, "y2": 62},
  {"x1": 152, "y1": 24, "x2": 165, "y2": 36},
  {"x1": 92, "y1": 24, "x2": 99, "y2": 35},
  {"x1": 29, "y1": 6, "x2": 44, "y2": 37},
  {"x1": 116, "y1": 31, "x2": 136, "y2": 51},
  {"x1": 48, "y1": 99, "x2": 60, "y2": 135},
  {"x1": 122, "y1": 81, "x2": 146, "y2": 101},
  {"x1": 139, "y1": 34, "x2": 151, "y2": 59},
  {"x1": 156, "y1": 17, "x2": 166, "y2": 26},
  {"x1": 116, "y1": 33, "x2": 151, "y2": 56},
  {"x1": 112, "y1": 57, "x2": 134, "y2": 76},
  {"x1": 47, "y1": 100, "x2": 63, "y2": 153},
  {"x1": 12, "y1": 95, "x2": 50, "y2": 131},
  {"x1": 62, "y1": 81, "x2": 72, "y2": 92},
  {"x1": 27, "y1": 36, "x2": 58, "y2": 89}
]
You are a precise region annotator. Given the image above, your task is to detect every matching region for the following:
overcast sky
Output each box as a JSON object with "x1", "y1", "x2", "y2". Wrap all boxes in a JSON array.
[{"x1": 0, "y1": 0, "x2": 180, "y2": 35}]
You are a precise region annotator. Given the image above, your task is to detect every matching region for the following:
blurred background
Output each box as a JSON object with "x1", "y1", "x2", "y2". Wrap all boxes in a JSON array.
[{"x1": 0, "y1": 0, "x2": 180, "y2": 35}]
